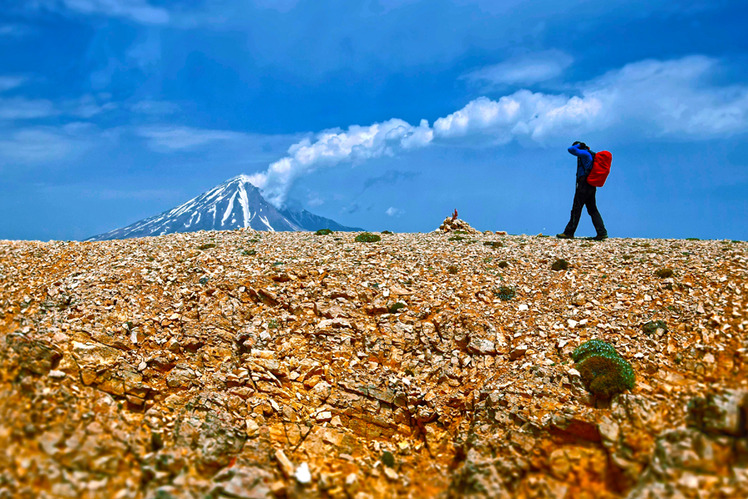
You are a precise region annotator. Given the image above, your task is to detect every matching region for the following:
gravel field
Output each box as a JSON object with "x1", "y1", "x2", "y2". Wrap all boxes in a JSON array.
[{"x1": 1, "y1": 227, "x2": 746, "y2": 498}]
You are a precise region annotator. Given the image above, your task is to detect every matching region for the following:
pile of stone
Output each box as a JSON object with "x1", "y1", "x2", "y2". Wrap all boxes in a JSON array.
[
  {"x1": 436, "y1": 214, "x2": 481, "y2": 234},
  {"x1": 0, "y1": 230, "x2": 746, "y2": 498}
]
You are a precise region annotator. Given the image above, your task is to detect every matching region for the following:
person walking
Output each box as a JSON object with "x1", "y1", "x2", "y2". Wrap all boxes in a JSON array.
[{"x1": 557, "y1": 141, "x2": 608, "y2": 240}]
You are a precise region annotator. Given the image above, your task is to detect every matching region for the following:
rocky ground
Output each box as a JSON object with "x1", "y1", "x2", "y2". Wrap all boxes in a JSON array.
[{"x1": 1, "y1": 226, "x2": 746, "y2": 498}]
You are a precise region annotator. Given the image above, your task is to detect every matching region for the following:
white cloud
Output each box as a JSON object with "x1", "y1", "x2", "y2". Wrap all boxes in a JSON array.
[
  {"x1": 247, "y1": 56, "x2": 748, "y2": 208},
  {"x1": 0, "y1": 94, "x2": 116, "y2": 121},
  {"x1": 251, "y1": 118, "x2": 435, "y2": 206},
  {"x1": 37, "y1": 0, "x2": 169, "y2": 24},
  {"x1": 583, "y1": 56, "x2": 748, "y2": 137},
  {"x1": 0, "y1": 126, "x2": 92, "y2": 165},
  {"x1": 463, "y1": 50, "x2": 573, "y2": 86},
  {"x1": 137, "y1": 126, "x2": 247, "y2": 151},
  {"x1": 385, "y1": 207, "x2": 404, "y2": 217},
  {"x1": 63, "y1": 95, "x2": 117, "y2": 119},
  {"x1": 0, "y1": 76, "x2": 26, "y2": 93},
  {"x1": 0, "y1": 98, "x2": 57, "y2": 120}
]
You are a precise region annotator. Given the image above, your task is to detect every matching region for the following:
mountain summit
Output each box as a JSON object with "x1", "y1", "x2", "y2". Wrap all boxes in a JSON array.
[{"x1": 88, "y1": 175, "x2": 360, "y2": 240}]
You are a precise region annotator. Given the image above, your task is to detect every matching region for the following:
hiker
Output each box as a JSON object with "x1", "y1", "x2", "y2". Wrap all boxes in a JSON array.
[{"x1": 557, "y1": 141, "x2": 608, "y2": 240}]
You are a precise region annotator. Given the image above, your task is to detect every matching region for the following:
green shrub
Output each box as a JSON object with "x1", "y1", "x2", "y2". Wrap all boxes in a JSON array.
[
  {"x1": 241, "y1": 249, "x2": 256, "y2": 256},
  {"x1": 572, "y1": 340, "x2": 635, "y2": 398},
  {"x1": 355, "y1": 232, "x2": 381, "y2": 243},
  {"x1": 577, "y1": 352, "x2": 635, "y2": 398},
  {"x1": 655, "y1": 268, "x2": 674, "y2": 278},
  {"x1": 388, "y1": 302, "x2": 406, "y2": 314},
  {"x1": 497, "y1": 261, "x2": 509, "y2": 268},
  {"x1": 198, "y1": 243, "x2": 216, "y2": 250},
  {"x1": 483, "y1": 241, "x2": 503, "y2": 248},
  {"x1": 494, "y1": 286, "x2": 515, "y2": 301},
  {"x1": 571, "y1": 339, "x2": 619, "y2": 363},
  {"x1": 447, "y1": 265, "x2": 459, "y2": 274},
  {"x1": 381, "y1": 230, "x2": 393, "y2": 235},
  {"x1": 315, "y1": 228, "x2": 333, "y2": 235},
  {"x1": 551, "y1": 259, "x2": 570, "y2": 271},
  {"x1": 449, "y1": 235, "x2": 466, "y2": 242}
]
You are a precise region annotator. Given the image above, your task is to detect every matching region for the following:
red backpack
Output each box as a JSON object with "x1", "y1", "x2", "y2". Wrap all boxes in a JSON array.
[{"x1": 587, "y1": 150, "x2": 612, "y2": 187}]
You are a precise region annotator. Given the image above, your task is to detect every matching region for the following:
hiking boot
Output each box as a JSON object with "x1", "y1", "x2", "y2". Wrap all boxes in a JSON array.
[
  {"x1": 592, "y1": 234, "x2": 608, "y2": 241},
  {"x1": 556, "y1": 233, "x2": 574, "y2": 239}
]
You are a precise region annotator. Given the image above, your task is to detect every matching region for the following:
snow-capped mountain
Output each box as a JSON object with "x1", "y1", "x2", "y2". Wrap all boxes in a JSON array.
[{"x1": 87, "y1": 175, "x2": 361, "y2": 240}]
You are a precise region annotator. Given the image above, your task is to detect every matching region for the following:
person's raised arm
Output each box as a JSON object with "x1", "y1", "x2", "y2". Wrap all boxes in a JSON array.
[{"x1": 568, "y1": 144, "x2": 593, "y2": 163}]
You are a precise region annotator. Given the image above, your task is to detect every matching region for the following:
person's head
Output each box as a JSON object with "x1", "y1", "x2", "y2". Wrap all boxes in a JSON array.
[{"x1": 573, "y1": 141, "x2": 590, "y2": 150}]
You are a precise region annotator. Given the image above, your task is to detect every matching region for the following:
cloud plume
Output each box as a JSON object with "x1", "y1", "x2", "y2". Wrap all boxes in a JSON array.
[
  {"x1": 248, "y1": 118, "x2": 433, "y2": 206},
  {"x1": 248, "y1": 56, "x2": 748, "y2": 207}
]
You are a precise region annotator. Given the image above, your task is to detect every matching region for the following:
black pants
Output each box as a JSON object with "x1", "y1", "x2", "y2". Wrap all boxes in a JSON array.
[{"x1": 564, "y1": 180, "x2": 607, "y2": 237}]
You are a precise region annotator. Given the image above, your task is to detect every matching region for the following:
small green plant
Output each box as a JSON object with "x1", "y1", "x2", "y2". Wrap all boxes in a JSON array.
[
  {"x1": 268, "y1": 319, "x2": 279, "y2": 329},
  {"x1": 355, "y1": 232, "x2": 381, "y2": 243},
  {"x1": 572, "y1": 339, "x2": 619, "y2": 363},
  {"x1": 572, "y1": 339, "x2": 635, "y2": 399},
  {"x1": 483, "y1": 241, "x2": 503, "y2": 248},
  {"x1": 198, "y1": 243, "x2": 216, "y2": 250},
  {"x1": 685, "y1": 237, "x2": 700, "y2": 241},
  {"x1": 655, "y1": 268, "x2": 674, "y2": 278},
  {"x1": 381, "y1": 230, "x2": 393, "y2": 235},
  {"x1": 577, "y1": 353, "x2": 636, "y2": 398},
  {"x1": 272, "y1": 261, "x2": 284, "y2": 266},
  {"x1": 447, "y1": 265, "x2": 459, "y2": 274},
  {"x1": 642, "y1": 320, "x2": 668, "y2": 336},
  {"x1": 315, "y1": 228, "x2": 333, "y2": 235},
  {"x1": 241, "y1": 249, "x2": 256, "y2": 256},
  {"x1": 388, "y1": 302, "x2": 406, "y2": 314},
  {"x1": 494, "y1": 286, "x2": 515, "y2": 301},
  {"x1": 551, "y1": 259, "x2": 570, "y2": 271},
  {"x1": 448, "y1": 235, "x2": 466, "y2": 242},
  {"x1": 497, "y1": 261, "x2": 509, "y2": 269},
  {"x1": 381, "y1": 451, "x2": 395, "y2": 468}
]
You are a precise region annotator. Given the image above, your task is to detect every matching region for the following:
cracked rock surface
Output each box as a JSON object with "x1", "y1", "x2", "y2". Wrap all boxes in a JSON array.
[{"x1": 1, "y1": 230, "x2": 746, "y2": 498}]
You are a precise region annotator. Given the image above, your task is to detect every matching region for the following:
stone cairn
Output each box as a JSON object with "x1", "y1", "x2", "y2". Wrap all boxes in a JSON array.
[{"x1": 436, "y1": 209, "x2": 481, "y2": 234}]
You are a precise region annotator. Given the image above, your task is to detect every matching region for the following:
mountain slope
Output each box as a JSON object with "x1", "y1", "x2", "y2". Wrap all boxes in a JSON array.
[{"x1": 88, "y1": 175, "x2": 360, "y2": 240}]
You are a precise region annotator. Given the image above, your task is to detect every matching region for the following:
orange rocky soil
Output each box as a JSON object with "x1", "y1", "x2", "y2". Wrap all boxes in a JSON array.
[{"x1": 0, "y1": 228, "x2": 746, "y2": 498}]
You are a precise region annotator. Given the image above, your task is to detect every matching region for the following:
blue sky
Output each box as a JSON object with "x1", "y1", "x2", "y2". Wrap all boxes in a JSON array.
[{"x1": 1, "y1": 0, "x2": 747, "y2": 240}]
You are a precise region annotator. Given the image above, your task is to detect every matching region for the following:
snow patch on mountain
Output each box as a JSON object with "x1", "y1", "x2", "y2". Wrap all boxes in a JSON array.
[{"x1": 88, "y1": 175, "x2": 361, "y2": 240}]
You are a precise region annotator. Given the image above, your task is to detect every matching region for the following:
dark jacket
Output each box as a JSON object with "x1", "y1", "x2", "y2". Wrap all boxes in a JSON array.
[{"x1": 568, "y1": 144, "x2": 594, "y2": 180}]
